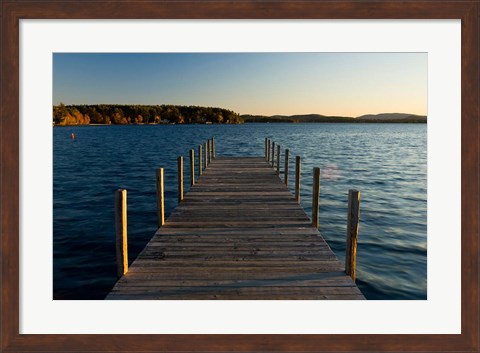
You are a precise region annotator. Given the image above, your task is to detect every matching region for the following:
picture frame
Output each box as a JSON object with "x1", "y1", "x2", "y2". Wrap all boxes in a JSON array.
[{"x1": 1, "y1": 1, "x2": 478, "y2": 352}]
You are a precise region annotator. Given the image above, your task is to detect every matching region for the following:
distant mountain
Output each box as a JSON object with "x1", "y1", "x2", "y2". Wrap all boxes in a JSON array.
[
  {"x1": 241, "y1": 113, "x2": 427, "y2": 123},
  {"x1": 356, "y1": 113, "x2": 427, "y2": 123},
  {"x1": 242, "y1": 114, "x2": 355, "y2": 123}
]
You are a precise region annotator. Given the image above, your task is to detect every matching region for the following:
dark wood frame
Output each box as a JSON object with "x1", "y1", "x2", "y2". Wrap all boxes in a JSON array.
[{"x1": 1, "y1": 1, "x2": 478, "y2": 352}]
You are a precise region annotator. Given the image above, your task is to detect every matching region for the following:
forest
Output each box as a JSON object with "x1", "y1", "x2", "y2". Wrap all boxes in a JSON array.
[{"x1": 52, "y1": 104, "x2": 244, "y2": 125}]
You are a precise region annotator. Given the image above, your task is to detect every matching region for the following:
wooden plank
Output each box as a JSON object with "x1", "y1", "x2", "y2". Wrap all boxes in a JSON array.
[
  {"x1": 128, "y1": 256, "x2": 345, "y2": 269},
  {"x1": 124, "y1": 264, "x2": 346, "y2": 275},
  {"x1": 126, "y1": 262, "x2": 345, "y2": 271},
  {"x1": 114, "y1": 273, "x2": 356, "y2": 287},
  {"x1": 106, "y1": 290, "x2": 365, "y2": 300},
  {"x1": 146, "y1": 241, "x2": 328, "y2": 247},
  {"x1": 168, "y1": 209, "x2": 309, "y2": 216},
  {"x1": 107, "y1": 286, "x2": 363, "y2": 300},
  {"x1": 154, "y1": 230, "x2": 323, "y2": 238},
  {"x1": 107, "y1": 157, "x2": 364, "y2": 300},
  {"x1": 109, "y1": 285, "x2": 362, "y2": 294},
  {"x1": 138, "y1": 253, "x2": 338, "y2": 261}
]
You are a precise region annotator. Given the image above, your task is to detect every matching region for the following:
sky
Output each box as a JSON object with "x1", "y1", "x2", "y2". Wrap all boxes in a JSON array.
[{"x1": 53, "y1": 53, "x2": 427, "y2": 117}]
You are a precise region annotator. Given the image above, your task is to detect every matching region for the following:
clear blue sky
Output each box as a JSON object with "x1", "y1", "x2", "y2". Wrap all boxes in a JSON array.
[{"x1": 53, "y1": 53, "x2": 427, "y2": 117}]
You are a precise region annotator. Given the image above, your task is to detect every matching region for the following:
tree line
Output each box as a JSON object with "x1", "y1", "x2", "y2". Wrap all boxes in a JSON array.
[
  {"x1": 53, "y1": 104, "x2": 244, "y2": 125},
  {"x1": 241, "y1": 114, "x2": 427, "y2": 123}
]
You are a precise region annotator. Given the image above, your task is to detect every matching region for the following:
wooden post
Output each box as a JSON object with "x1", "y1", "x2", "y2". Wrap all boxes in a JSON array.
[
  {"x1": 295, "y1": 156, "x2": 301, "y2": 203},
  {"x1": 198, "y1": 144, "x2": 203, "y2": 176},
  {"x1": 212, "y1": 137, "x2": 216, "y2": 159},
  {"x1": 345, "y1": 189, "x2": 361, "y2": 282},
  {"x1": 312, "y1": 167, "x2": 320, "y2": 229},
  {"x1": 207, "y1": 140, "x2": 211, "y2": 165},
  {"x1": 284, "y1": 149, "x2": 290, "y2": 186},
  {"x1": 267, "y1": 139, "x2": 271, "y2": 162},
  {"x1": 156, "y1": 168, "x2": 165, "y2": 227},
  {"x1": 271, "y1": 142, "x2": 275, "y2": 167},
  {"x1": 210, "y1": 138, "x2": 214, "y2": 161},
  {"x1": 276, "y1": 145, "x2": 281, "y2": 176},
  {"x1": 204, "y1": 142, "x2": 208, "y2": 168},
  {"x1": 178, "y1": 156, "x2": 184, "y2": 202},
  {"x1": 115, "y1": 189, "x2": 128, "y2": 278},
  {"x1": 265, "y1": 138, "x2": 268, "y2": 160},
  {"x1": 190, "y1": 149, "x2": 195, "y2": 186},
  {"x1": 209, "y1": 138, "x2": 213, "y2": 162}
]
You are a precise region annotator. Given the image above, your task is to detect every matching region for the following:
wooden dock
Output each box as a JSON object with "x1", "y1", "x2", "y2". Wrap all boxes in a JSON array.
[{"x1": 106, "y1": 156, "x2": 364, "y2": 300}]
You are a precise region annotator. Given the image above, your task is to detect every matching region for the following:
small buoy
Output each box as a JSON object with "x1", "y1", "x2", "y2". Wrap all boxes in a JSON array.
[{"x1": 71, "y1": 132, "x2": 75, "y2": 140}]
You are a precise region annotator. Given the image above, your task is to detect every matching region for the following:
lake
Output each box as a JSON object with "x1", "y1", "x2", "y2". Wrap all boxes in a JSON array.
[{"x1": 53, "y1": 123, "x2": 427, "y2": 300}]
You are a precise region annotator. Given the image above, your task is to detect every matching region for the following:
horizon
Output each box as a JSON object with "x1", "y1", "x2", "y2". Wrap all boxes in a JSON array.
[
  {"x1": 53, "y1": 102, "x2": 426, "y2": 119},
  {"x1": 53, "y1": 53, "x2": 427, "y2": 117}
]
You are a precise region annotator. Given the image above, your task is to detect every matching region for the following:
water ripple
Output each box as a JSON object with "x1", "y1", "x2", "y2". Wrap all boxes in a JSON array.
[{"x1": 54, "y1": 123, "x2": 426, "y2": 300}]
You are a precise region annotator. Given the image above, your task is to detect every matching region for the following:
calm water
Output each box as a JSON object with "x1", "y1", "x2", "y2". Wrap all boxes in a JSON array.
[{"x1": 53, "y1": 123, "x2": 427, "y2": 300}]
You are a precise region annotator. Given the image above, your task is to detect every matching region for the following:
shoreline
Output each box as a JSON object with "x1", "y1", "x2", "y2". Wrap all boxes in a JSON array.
[{"x1": 53, "y1": 121, "x2": 427, "y2": 127}]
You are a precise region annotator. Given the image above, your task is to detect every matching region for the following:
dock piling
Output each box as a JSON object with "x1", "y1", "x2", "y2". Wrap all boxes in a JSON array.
[
  {"x1": 207, "y1": 140, "x2": 211, "y2": 165},
  {"x1": 295, "y1": 156, "x2": 301, "y2": 203},
  {"x1": 178, "y1": 156, "x2": 184, "y2": 202},
  {"x1": 212, "y1": 137, "x2": 216, "y2": 159},
  {"x1": 276, "y1": 145, "x2": 281, "y2": 176},
  {"x1": 345, "y1": 189, "x2": 361, "y2": 282},
  {"x1": 271, "y1": 142, "x2": 275, "y2": 167},
  {"x1": 267, "y1": 139, "x2": 271, "y2": 162},
  {"x1": 285, "y1": 149, "x2": 290, "y2": 186},
  {"x1": 198, "y1": 145, "x2": 203, "y2": 176},
  {"x1": 312, "y1": 167, "x2": 320, "y2": 229},
  {"x1": 190, "y1": 149, "x2": 195, "y2": 186},
  {"x1": 115, "y1": 189, "x2": 128, "y2": 278},
  {"x1": 265, "y1": 138, "x2": 268, "y2": 160},
  {"x1": 209, "y1": 138, "x2": 213, "y2": 162},
  {"x1": 204, "y1": 142, "x2": 208, "y2": 168},
  {"x1": 156, "y1": 168, "x2": 165, "y2": 227}
]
